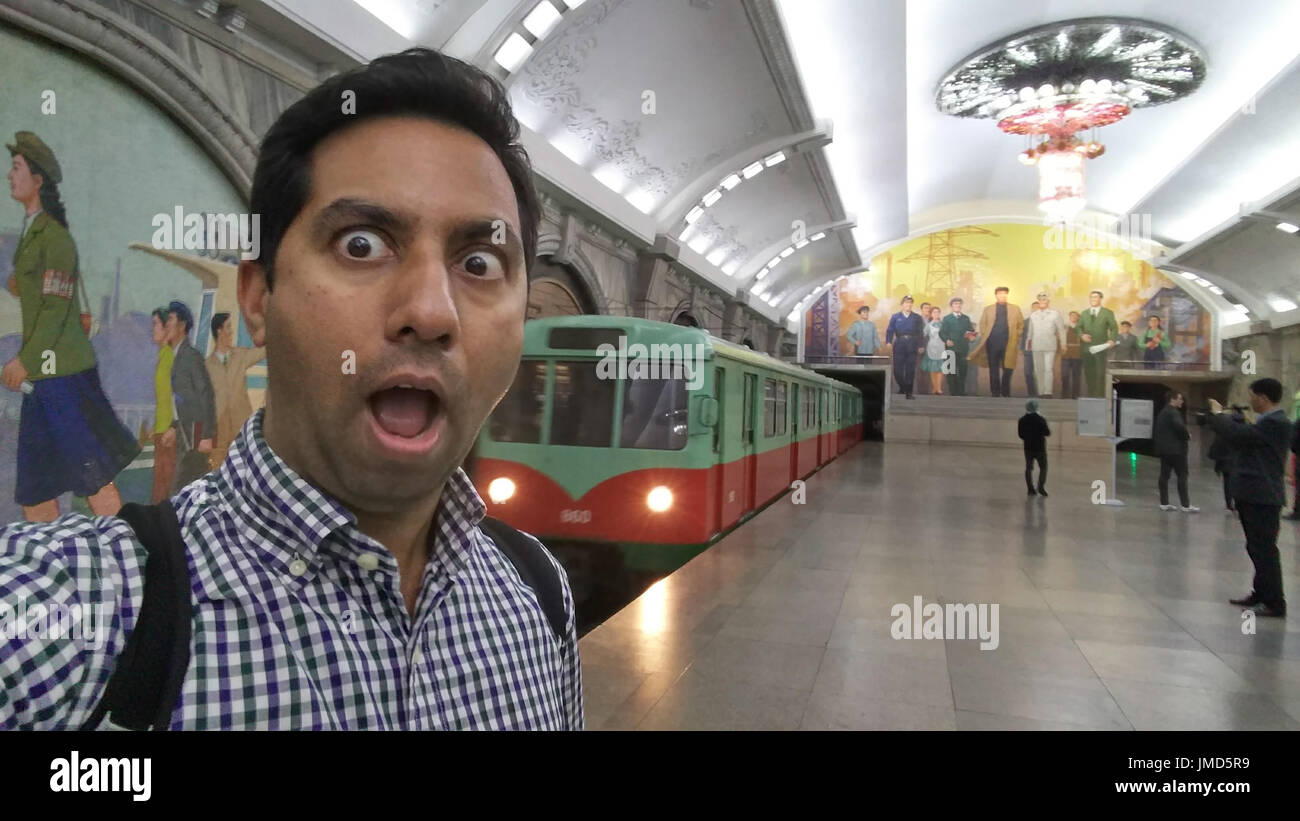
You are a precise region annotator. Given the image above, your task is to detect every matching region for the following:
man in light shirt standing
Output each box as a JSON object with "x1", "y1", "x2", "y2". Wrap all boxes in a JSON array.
[
  {"x1": 205, "y1": 312, "x2": 266, "y2": 469},
  {"x1": 1024, "y1": 291, "x2": 1066, "y2": 398}
]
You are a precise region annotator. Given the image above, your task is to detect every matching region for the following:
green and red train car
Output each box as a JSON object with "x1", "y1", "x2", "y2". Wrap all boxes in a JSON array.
[{"x1": 470, "y1": 316, "x2": 863, "y2": 570}]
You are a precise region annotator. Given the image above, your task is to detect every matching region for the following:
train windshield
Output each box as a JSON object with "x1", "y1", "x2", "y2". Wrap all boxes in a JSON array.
[
  {"x1": 489, "y1": 359, "x2": 546, "y2": 443},
  {"x1": 550, "y1": 361, "x2": 616, "y2": 447},
  {"x1": 621, "y1": 377, "x2": 688, "y2": 450}
]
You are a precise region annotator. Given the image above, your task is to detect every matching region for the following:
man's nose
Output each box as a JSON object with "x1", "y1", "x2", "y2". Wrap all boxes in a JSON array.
[{"x1": 387, "y1": 251, "x2": 460, "y2": 344}]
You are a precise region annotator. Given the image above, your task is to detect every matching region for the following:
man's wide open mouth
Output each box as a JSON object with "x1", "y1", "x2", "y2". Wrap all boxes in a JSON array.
[{"x1": 366, "y1": 375, "x2": 446, "y2": 441}]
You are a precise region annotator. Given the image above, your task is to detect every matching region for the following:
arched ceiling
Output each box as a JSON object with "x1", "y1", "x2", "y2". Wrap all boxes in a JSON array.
[{"x1": 258, "y1": 0, "x2": 1300, "y2": 331}]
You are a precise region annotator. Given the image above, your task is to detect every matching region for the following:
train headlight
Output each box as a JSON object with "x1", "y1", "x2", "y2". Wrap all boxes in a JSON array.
[
  {"x1": 488, "y1": 477, "x2": 516, "y2": 503},
  {"x1": 646, "y1": 486, "x2": 673, "y2": 512}
]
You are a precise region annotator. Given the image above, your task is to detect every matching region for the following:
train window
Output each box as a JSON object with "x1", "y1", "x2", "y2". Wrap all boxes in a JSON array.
[
  {"x1": 712, "y1": 368, "x2": 724, "y2": 453},
  {"x1": 489, "y1": 359, "x2": 546, "y2": 443},
  {"x1": 763, "y1": 379, "x2": 787, "y2": 437},
  {"x1": 547, "y1": 327, "x2": 623, "y2": 350},
  {"x1": 550, "y1": 361, "x2": 615, "y2": 447},
  {"x1": 743, "y1": 373, "x2": 756, "y2": 444},
  {"x1": 621, "y1": 377, "x2": 688, "y2": 450}
]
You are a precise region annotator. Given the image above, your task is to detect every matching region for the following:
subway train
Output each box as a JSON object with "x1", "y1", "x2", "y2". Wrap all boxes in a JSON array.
[{"x1": 470, "y1": 316, "x2": 863, "y2": 573}]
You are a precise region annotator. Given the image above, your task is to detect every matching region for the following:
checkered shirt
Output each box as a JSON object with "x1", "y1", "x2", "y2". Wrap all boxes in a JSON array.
[{"x1": 0, "y1": 409, "x2": 583, "y2": 730}]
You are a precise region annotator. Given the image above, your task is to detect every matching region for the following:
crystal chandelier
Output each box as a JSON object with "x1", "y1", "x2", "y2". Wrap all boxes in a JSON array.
[{"x1": 935, "y1": 18, "x2": 1207, "y2": 222}]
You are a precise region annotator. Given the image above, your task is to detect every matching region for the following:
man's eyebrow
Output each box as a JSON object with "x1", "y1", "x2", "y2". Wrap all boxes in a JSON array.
[
  {"x1": 309, "y1": 198, "x2": 412, "y2": 242},
  {"x1": 451, "y1": 218, "x2": 522, "y2": 251}
]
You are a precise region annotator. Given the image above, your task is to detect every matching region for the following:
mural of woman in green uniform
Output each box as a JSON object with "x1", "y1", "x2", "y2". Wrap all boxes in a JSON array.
[{"x1": 3, "y1": 132, "x2": 139, "y2": 521}]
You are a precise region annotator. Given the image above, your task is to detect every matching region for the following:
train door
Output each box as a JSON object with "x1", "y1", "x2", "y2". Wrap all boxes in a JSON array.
[
  {"x1": 713, "y1": 366, "x2": 725, "y2": 533},
  {"x1": 785, "y1": 384, "x2": 795, "y2": 480},
  {"x1": 742, "y1": 372, "x2": 757, "y2": 513}
]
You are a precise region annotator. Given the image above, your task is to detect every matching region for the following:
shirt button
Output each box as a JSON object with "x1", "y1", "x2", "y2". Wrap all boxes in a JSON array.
[
  {"x1": 357, "y1": 553, "x2": 380, "y2": 571},
  {"x1": 288, "y1": 558, "x2": 308, "y2": 576}
]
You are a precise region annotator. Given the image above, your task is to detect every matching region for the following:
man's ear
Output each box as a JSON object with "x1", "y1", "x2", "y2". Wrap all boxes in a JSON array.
[{"x1": 237, "y1": 259, "x2": 270, "y2": 348}]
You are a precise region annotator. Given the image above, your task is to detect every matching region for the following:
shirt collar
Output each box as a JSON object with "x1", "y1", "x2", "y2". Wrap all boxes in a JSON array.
[{"x1": 216, "y1": 408, "x2": 485, "y2": 578}]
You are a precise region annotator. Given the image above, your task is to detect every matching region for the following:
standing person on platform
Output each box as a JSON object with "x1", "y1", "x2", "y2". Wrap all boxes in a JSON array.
[
  {"x1": 845, "y1": 305, "x2": 879, "y2": 356},
  {"x1": 939, "y1": 297, "x2": 976, "y2": 396},
  {"x1": 1208, "y1": 407, "x2": 1242, "y2": 513},
  {"x1": 1210, "y1": 378, "x2": 1293, "y2": 618},
  {"x1": 968, "y1": 286, "x2": 1023, "y2": 398},
  {"x1": 1025, "y1": 293, "x2": 1066, "y2": 398},
  {"x1": 1142, "y1": 315, "x2": 1171, "y2": 369},
  {"x1": 922, "y1": 306, "x2": 946, "y2": 396},
  {"x1": 1077, "y1": 291, "x2": 1118, "y2": 396},
  {"x1": 205, "y1": 312, "x2": 267, "y2": 469},
  {"x1": 1111, "y1": 320, "x2": 1141, "y2": 366},
  {"x1": 1018, "y1": 399, "x2": 1050, "y2": 496},
  {"x1": 885, "y1": 295, "x2": 925, "y2": 400},
  {"x1": 1154, "y1": 391, "x2": 1197, "y2": 513},
  {"x1": 1062, "y1": 311, "x2": 1083, "y2": 400}
]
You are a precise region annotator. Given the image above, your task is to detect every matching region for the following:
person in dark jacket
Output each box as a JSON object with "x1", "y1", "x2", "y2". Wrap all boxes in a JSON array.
[
  {"x1": 1207, "y1": 409, "x2": 1243, "y2": 513},
  {"x1": 885, "y1": 296, "x2": 925, "y2": 399},
  {"x1": 1154, "y1": 391, "x2": 1197, "y2": 512},
  {"x1": 1018, "y1": 399, "x2": 1051, "y2": 496},
  {"x1": 1209, "y1": 378, "x2": 1294, "y2": 617},
  {"x1": 165, "y1": 301, "x2": 217, "y2": 491}
]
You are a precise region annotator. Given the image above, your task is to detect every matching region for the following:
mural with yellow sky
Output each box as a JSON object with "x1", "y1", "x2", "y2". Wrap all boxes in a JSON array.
[{"x1": 806, "y1": 223, "x2": 1211, "y2": 371}]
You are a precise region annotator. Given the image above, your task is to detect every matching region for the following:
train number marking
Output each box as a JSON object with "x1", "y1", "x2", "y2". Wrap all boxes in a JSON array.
[{"x1": 560, "y1": 509, "x2": 592, "y2": 523}]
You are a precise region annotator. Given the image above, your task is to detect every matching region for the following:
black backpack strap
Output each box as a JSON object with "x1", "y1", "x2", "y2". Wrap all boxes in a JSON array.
[
  {"x1": 85, "y1": 501, "x2": 193, "y2": 731},
  {"x1": 479, "y1": 517, "x2": 568, "y2": 647}
]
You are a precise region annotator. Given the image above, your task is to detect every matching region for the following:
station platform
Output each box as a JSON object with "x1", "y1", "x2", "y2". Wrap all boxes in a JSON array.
[{"x1": 577, "y1": 441, "x2": 1300, "y2": 730}]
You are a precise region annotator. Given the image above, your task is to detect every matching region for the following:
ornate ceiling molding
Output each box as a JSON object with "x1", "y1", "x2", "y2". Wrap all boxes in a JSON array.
[{"x1": 0, "y1": 0, "x2": 258, "y2": 197}]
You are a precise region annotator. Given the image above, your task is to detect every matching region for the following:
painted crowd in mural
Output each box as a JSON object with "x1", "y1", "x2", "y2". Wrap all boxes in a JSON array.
[
  {"x1": 0, "y1": 24, "x2": 265, "y2": 524},
  {"x1": 805, "y1": 223, "x2": 1212, "y2": 398}
]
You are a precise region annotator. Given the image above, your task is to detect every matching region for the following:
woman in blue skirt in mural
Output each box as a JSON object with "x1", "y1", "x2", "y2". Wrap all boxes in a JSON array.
[{"x1": 3, "y1": 132, "x2": 139, "y2": 521}]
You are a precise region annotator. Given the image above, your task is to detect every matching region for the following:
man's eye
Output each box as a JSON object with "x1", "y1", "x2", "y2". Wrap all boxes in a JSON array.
[
  {"x1": 460, "y1": 250, "x2": 505, "y2": 278},
  {"x1": 336, "y1": 230, "x2": 392, "y2": 260}
]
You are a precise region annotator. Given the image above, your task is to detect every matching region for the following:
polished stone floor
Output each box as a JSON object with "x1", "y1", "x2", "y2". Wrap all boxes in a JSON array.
[{"x1": 577, "y1": 440, "x2": 1300, "y2": 730}]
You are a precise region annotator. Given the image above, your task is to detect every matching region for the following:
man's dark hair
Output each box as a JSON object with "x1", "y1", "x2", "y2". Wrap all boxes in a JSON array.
[
  {"x1": 1090, "y1": 290, "x2": 1103, "y2": 298},
  {"x1": 1120, "y1": 320, "x2": 1131, "y2": 328},
  {"x1": 949, "y1": 297, "x2": 962, "y2": 306},
  {"x1": 251, "y1": 48, "x2": 539, "y2": 289},
  {"x1": 167, "y1": 300, "x2": 194, "y2": 334},
  {"x1": 1249, "y1": 377, "x2": 1283, "y2": 403},
  {"x1": 211, "y1": 312, "x2": 231, "y2": 341},
  {"x1": 1164, "y1": 390, "x2": 1182, "y2": 404},
  {"x1": 994, "y1": 286, "x2": 1009, "y2": 294},
  {"x1": 857, "y1": 306, "x2": 869, "y2": 315},
  {"x1": 151, "y1": 307, "x2": 168, "y2": 324}
]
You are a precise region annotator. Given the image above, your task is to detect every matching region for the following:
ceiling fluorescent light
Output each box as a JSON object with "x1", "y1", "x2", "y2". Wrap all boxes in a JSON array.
[
  {"x1": 678, "y1": 226, "x2": 693, "y2": 242},
  {"x1": 768, "y1": 256, "x2": 782, "y2": 268},
  {"x1": 810, "y1": 232, "x2": 826, "y2": 241},
  {"x1": 720, "y1": 174, "x2": 741, "y2": 190},
  {"x1": 764, "y1": 151, "x2": 785, "y2": 166},
  {"x1": 1193, "y1": 277, "x2": 1211, "y2": 287},
  {"x1": 1208, "y1": 285, "x2": 1224, "y2": 295},
  {"x1": 685, "y1": 206, "x2": 704, "y2": 224},
  {"x1": 625, "y1": 188, "x2": 656, "y2": 214},
  {"x1": 1267, "y1": 297, "x2": 1298, "y2": 312},
  {"x1": 1276, "y1": 222, "x2": 1299, "y2": 234},
  {"x1": 1178, "y1": 271, "x2": 1198, "y2": 280},
  {"x1": 722, "y1": 261, "x2": 740, "y2": 276},
  {"x1": 523, "y1": 2, "x2": 563, "y2": 39},
  {"x1": 688, "y1": 235, "x2": 709, "y2": 255},
  {"x1": 493, "y1": 34, "x2": 533, "y2": 72},
  {"x1": 795, "y1": 239, "x2": 809, "y2": 249},
  {"x1": 779, "y1": 248, "x2": 794, "y2": 258},
  {"x1": 742, "y1": 162, "x2": 763, "y2": 179},
  {"x1": 702, "y1": 189, "x2": 722, "y2": 207},
  {"x1": 561, "y1": 0, "x2": 586, "y2": 8},
  {"x1": 706, "y1": 249, "x2": 727, "y2": 266},
  {"x1": 756, "y1": 267, "x2": 769, "y2": 280},
  {"x1": 1233, "y1": 303, "x2": 1250, "y2": 313}
]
